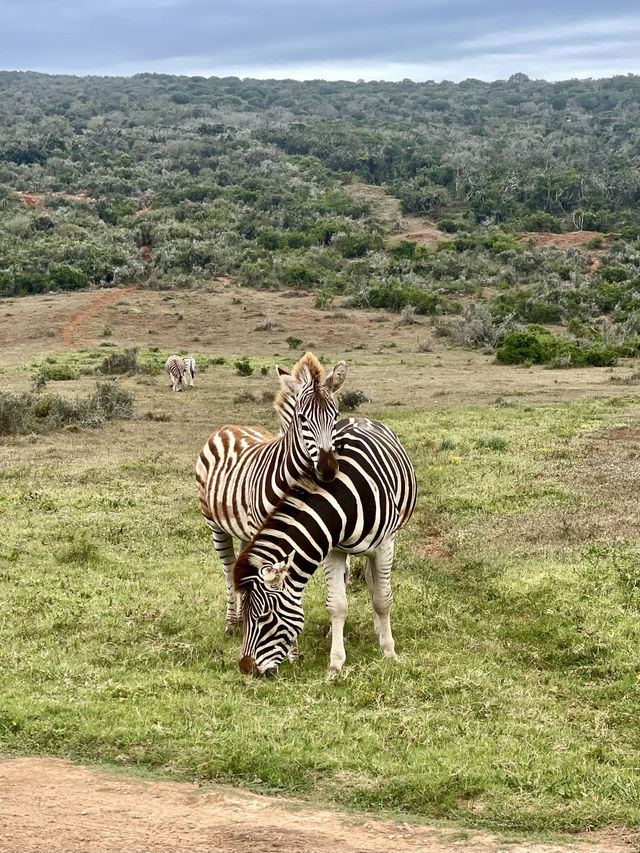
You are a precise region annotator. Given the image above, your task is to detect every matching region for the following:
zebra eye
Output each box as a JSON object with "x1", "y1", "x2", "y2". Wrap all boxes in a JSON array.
[{"x1": 298, "y1": 413, "x2": 307, "y2": 424}]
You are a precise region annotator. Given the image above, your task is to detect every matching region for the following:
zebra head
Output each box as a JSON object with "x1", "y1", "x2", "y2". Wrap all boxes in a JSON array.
[
  {"x1": 238, "y1": 553, "x2": 304, "y2": 677},
  {"x1": 276, "y1": 354, "x2": 347, "y2": 483}
]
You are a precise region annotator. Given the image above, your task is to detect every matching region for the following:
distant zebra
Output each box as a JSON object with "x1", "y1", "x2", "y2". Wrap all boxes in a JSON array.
[
  {"x1": 196, "y1": 352, "x2": 347, "y2": 635},
  {"x1": 182, "y1": 356, "x2": 196, "y2": 388},
  {"x1": 234, "y1": 417, "x2": 417, "y2": 676},
  {"x1": 165, "y1": 355, "x2": 185, "y2": 391}
]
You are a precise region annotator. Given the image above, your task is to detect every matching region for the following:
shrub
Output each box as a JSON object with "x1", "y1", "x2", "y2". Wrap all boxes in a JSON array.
[
  {"x1": 339, "y1": 389, "x2": 370, "y2": 411},
  {"x1": 285, "y1": 336, "x2": 303, "y2": 350},
  {"x1": 476, "y1": 434, "x2": 508, "y2": 451},
  {"x1": 235, "y1": 357, "x2": 253, "y2": 376},
  {"x1": 99, "y1": 348, "x2": 139, "y2": 375},
  {"x1": 0, "y1": 383, "x2": 134, "y2": 435},
  {"x1": 400, "y1": 305, "x2": 418, "y2": 325},
  {"x1": 91, "y1": 382, "x2": 135, "y2": 420},
  {"x1": 496, "y1": 331, "x2": 549, "y2": 364},
  {"x1": 38, "y1": 364, "x2": 78, "y2": 381}
]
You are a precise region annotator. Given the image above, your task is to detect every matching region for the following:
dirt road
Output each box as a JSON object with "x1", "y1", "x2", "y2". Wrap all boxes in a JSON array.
[{"x1": 0, "y1": 757, "x2": 633, "y2": 853}]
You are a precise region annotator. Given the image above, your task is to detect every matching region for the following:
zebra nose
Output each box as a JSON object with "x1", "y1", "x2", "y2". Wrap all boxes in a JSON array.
[
  {"x1": 238, "y1": 655, "x2": 258, "y2": 676},
  {"x1": 316, "y1": 449, "x2": 339, "y2": 482}
]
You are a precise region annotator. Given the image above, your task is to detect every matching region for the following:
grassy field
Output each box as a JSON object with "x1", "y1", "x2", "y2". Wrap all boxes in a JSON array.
[{"x1": 0, "y1": 291, "x2": 637, "y2": 842}]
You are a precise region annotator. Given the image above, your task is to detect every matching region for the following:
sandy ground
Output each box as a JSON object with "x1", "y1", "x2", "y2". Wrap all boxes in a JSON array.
[
  {"x1": 1, "y1": 288, "x2": 635, "y2": 412},
  {"x1": 0, "y1": 757, "x2": 635, "y2": 853}
]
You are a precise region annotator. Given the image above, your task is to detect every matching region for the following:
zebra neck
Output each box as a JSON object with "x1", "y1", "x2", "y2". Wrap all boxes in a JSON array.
[{"x1": 271, "y1": 420, "x2": 313, "y2": 486}]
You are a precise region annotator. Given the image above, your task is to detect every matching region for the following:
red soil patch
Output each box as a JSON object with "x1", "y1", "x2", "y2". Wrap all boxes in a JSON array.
[
  {"x1": 16, "y1": 191, "x2": 45, "y2": 210},
  {"x1": 402, "y1": 231, "x2": 442, "y2": 245},
  {"x1": 61, "y1": 287, "x2": 136, "y2": 347},
  {"x1": 517, "y1": 231, "x2": 604, "y2": 249},
  {"x1": 16, "y1": 190, "x2": 95, "y2": 209}
]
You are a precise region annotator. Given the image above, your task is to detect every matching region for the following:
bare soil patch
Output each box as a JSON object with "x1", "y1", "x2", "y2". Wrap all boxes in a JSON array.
[
  {"x1": 0, "y1": 757, "x2": 633, "y2": 853},
  {"x1": 14, "y1": 189, "x2": 96, "y2": 209},
  {"x1": 1, "y1": 287, "x2": 635, "y2": 410},
  {"x1": 61, "y1": 287, "x2": 136, "y2": 347},
  {"x1": 517, "y1": 231, "x2": 606, "y2": 249}
]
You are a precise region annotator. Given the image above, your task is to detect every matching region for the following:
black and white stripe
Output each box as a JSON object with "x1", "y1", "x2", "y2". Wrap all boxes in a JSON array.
[
  {"x1": 182, "y1": 356, "x2": 196, "y2": 388},
  {"x1": 234, "y1": 417, "x2": 417, "y2": 676},
  {"x1": 196, "y1": 353, "x2": 347, "y2": 635},
  {"x1": 165, "y1": 354, "x2": 185, "y2": 392}
]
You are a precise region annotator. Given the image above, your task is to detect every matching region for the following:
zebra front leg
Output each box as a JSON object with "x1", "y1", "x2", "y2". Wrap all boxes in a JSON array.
[
  {"x1": 212, "y1": 529, "x2": 241, "y2": 635},
  {"x1": 365, "y1": 538, "x2": 398, "y2": 660},
  {"x1": 322, "y1": 549, "x2": 348, "y2": 672}
]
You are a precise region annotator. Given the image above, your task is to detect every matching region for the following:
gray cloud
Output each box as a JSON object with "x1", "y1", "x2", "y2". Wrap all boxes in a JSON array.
[{"x1": 0, "y1": 0, "x2": 637, "y2": 80}]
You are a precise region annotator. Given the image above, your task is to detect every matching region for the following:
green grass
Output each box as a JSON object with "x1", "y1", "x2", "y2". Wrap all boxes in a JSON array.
[{"x1": 0, "y1": 380, "x2": 637, "y2": 838}]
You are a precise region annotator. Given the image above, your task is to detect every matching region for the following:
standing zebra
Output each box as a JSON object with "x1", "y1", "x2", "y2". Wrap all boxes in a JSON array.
[
  {"x1": 165, "y1": 354, "x2": 185, "y2": 392},
  {"x1": 196, "y1": 352, "x2": 347, "y2": 635},
  {"x1": 182, "y1": 356, "x2": 196, "y2": 388},
  {"x1": 234, "y1": 417, "x2": 417, "y2": 676}
]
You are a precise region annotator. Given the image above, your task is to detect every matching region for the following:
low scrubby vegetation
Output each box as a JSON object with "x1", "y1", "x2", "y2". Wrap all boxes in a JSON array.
[
  {"x1": 0, "y1": 382, "x2": 135, "y2": 434},
  {"x1": 0, "y1": 72, "x2": 638, "y2": 359}
]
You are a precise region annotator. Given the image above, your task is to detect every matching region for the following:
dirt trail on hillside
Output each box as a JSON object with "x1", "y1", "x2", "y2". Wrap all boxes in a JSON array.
[
  {"x1": 61, "y1": 287, "x2": 136, "y2": 347},
  {"x1": 0, "y1": 758, "x2": 634, "y2": 853}
]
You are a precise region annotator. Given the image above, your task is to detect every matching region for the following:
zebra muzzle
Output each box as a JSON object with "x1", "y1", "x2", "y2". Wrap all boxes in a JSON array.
[
  {"x1": 315, "y1": 449, "x2": 339, "y2": 482},
  {"x1": 238, "y1": 654, "x2": 259, "y2": 676}
]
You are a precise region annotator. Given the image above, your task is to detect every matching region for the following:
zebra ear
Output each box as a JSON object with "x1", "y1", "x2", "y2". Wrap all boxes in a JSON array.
[
  {"x1": 276, "y1": 366, "x2": 301, "y2": 396},
  {"x1": 324, "y1": 360, "x2": 347, "y2": 394},
  {"x1": 260, "y1": 558, "x2": 291, "y2": 590}
]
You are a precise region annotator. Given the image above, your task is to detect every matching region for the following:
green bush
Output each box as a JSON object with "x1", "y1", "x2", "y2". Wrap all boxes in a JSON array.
[
  {"x1": 496, "y1": 330, "x2": 622, "y2": 367},
  {"x1": 0, "y1": 383, "x2": 135, "y2": 435},
  {"x1": 38, "y1": 364, "x2": 78, "y2": 381},
  {"x1": 99, "y1": 348, "x2": 139, "y2": 375},
  {"x1": 339, "y1": 389, "x2": 370, "y2": 410},
  {"x1": 235, "y1": 357, "x2": 253, "y2": 376}
]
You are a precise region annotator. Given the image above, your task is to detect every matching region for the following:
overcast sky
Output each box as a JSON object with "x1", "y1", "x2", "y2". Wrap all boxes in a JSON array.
[{"x1": 1, "y1": 0, "x2": 637, "y2": 82}]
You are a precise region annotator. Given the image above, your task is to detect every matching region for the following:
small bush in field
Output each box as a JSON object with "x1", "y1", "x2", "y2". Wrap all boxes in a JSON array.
[
  {"x1": 91, "y1": 382, "x2": 135, "y2": 420},
  {"x1": 401, "y1": 305, "x2": 418, "y2": 325},
  {"x1": 39, "y1": 364, "x2": 78, "y2": 381},
  {"x1": 476, "y1": 434, "x2": 508, "y2": 451},
  {"x1": 339, "y1": 389, "x2": 370, "y2": 411},
  {"x1": 235, "y1": 357, "x2": 253, "y2": 376},
  {"x1": 31, "y1": 374, "x2": 48, "y2": 392},
  {"x1": 99, "y1": 348, "x2": 139, "y2": 374},
  {"x1": 0, "y1": 382, "x2": 134, "y2": 435},
  {"x1": 285, "y1": 335, "x2": 303, "y2": 350}
]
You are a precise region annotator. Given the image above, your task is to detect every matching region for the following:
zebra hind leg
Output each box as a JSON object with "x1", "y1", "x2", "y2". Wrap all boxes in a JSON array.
[
  {"x1": 322, "y1": 549, "x2": 349, "y2": 672},
  {"x1": 211, "y1": 529, "x2": 241, "y2": 635},
  {"x1": 364, "y1": 538, "x2": 398, "y2": 660}
]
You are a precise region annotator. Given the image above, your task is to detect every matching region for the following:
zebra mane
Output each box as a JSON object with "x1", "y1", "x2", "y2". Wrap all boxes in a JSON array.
[
  {"x1": 233, "y1": 477, "x2": 316, "y2": 592},
  {"x1": 273, "y1": 351, "x2": 325, "y2": 425}
]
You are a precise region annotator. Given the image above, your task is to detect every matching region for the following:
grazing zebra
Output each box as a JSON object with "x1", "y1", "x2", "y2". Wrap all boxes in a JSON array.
[
  {"x1": 165, "y1": 354, "x2": 185, "y2": 392},
  {"x1": 234, "y1": 417, "x2": 417, "y2": 676},
  {"x1": 195, "y1": 352, "x2": 347, "y2": 635},
  {"x1": 182, "y1": 356, "x2": 196, "y2": 388}
]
